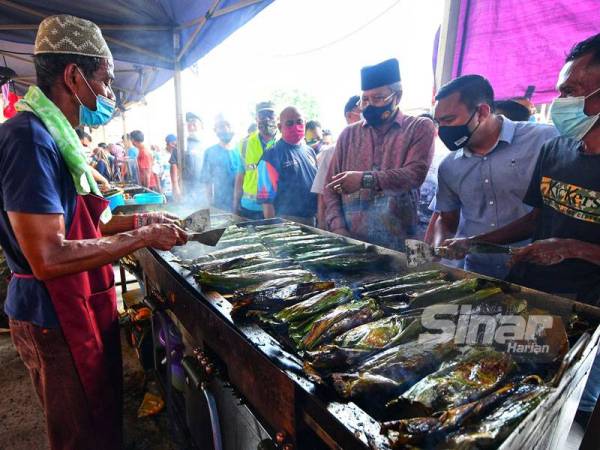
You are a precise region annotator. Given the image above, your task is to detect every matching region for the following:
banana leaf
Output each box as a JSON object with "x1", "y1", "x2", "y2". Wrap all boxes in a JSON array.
[
  {"x1": 179, "y1": 252, "x2": 270, "y2": 273},
  {"x1": 363, "y1": 279, "x2": 450, "y2": 299},
  {"x1": 408, "y1": 278, "x2": 484, "y2": 308},
  {"x1": 230, "y1": 281, "x2": 335, "y2": 316},
  {"x1": 272, "y1": 241, "x2": 350, "y2": 257},
  {"x1": 383, "y1": 377, "x2": 547, "y2": 449},
  {"x1": 223, "y1": 258, "x2": 297, "y2": 274},
  {"x1": 300, "y1": 253, "x2": 386, "y2": 272},
  {"x1": 442, "y1": 378, "x2": 548, "y2": 449},
  {"x1": 307, "y1": 315, "x2": 410, "y2": 370},
  {"x1": 273, "y1": 287, "x2": 353, "y2": 323},
  {"x1": 293, "y1": 244, "x2": 365, "y2": 262},
  {"x1": 202, "y1": 243, "x2": 269, "y2": 261},
  {"x1": 387, "y1": 348, "x2": 516, "y2": 418},
  {"x1": 360, "y1": 270, "x2": 447, "y2": 292},
  {"x1": 300, "y1": 298, "x2": 383, "y2": 350},
  {"x1": 331, "y1": 340, "x2": 456, "y2": 401},
  {"x1": 195, "y1": 268, "x2": 313, "y2": 293}
]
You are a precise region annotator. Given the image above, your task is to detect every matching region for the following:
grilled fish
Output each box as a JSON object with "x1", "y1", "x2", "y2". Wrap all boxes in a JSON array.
[
  {"x1": 387, "y1": 348, "x2": 516, "y2": 418},
  {"x1": 274, "y1": 287, "x2": 354, "y2": 323},
  {"x1": 195, "y1": 269, "x2": 313, "y2": 293},
  {"x1": 301, "y1": 253, "x2": 386, "y2": 272},
  {"x1": 360, "y1": 270, "x2": 447, "y2": 292},
  {"x1": 300, "y1": 298, "x2": 383, "y2": 350}
]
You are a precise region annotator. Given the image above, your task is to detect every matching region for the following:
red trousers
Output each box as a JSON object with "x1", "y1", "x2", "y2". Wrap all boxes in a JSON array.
[{"x1": 9, "y1": 319, "x2": 98, "y2": 450}]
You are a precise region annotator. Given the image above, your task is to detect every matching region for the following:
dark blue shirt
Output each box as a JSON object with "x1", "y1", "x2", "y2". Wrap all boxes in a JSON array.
[
  {"x1": 199, "y1": 144, "x2": 243, "y2": 212},
  {"x1": 257, "y1": 139, "x2": 318, "y2": 218},
  {"x1": 0, "y1": 112, "x2": 77, "y2": 327}
]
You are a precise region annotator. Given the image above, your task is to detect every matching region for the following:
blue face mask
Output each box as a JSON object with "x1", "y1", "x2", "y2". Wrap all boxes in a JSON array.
[
  {"x1": 550, "y1": 86, "x2": 600, "y2": 140},
  {"x1": 74, "y1": 67, "x2": 116, "y2": 127}
]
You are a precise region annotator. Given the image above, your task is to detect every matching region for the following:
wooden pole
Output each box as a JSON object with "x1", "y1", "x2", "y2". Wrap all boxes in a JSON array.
[
  {"x1": 435, "y1": 0, "x2": 462, "y2": 90},
  {"x1": 173, "y1": 32, "x2": 185, "y2": 192}
]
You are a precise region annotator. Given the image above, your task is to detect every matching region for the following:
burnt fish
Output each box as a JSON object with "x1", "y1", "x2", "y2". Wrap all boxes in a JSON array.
[
  {"x1": 307, "y1": 315, "x2": 409, "y2": 370},
  {"x1": 387, "y1": 347, "x2": 516, "y2": 418},
  {"x1": 230, "y1": 281, "x2": 335, "y2": 317},
  {"x1": 331, "y1": 339, "x2": 456, "y2": 401}
]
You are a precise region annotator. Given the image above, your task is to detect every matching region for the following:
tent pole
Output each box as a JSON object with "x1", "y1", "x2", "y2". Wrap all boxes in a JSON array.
[
  {"x1": 173, "y1": 32, "x2": 185, "y2": 193},
  {"x1": 435, "y1": 0, "x2": 462, "y2": 90}
]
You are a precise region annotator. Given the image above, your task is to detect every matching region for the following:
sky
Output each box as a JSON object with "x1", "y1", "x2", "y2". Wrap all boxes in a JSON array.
[{"x1": 100, "y1": 0, "x2": 443, "y2": 146}]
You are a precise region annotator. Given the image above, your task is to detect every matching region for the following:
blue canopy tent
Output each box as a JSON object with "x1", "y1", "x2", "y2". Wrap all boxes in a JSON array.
[{"x1": 0, "y1": 0, "x2": 274, "y2": 159}]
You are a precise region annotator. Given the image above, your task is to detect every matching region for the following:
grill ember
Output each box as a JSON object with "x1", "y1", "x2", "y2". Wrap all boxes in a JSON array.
[{"x1": 162, "y1": 220, "x2": 593, "y2": 450}]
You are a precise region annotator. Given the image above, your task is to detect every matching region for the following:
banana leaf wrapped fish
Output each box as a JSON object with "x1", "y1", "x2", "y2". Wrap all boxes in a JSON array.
[
  {"x1": 301, "y1": 253, "x2": 387, "y2": 272},
  {"x1": 272, "y1": 241, "x2": 350, "y2": 257},
  {"x1": 441, "y1": 378, "x2": 548, "y2": 449},
  {"x1": 254, "y1": 224, "x2": 302, "y2": 233},
  {"x1": 307, "y1": 315, "x2": 409, "y2": 370},
  {"x1": 299, "y1": 298, "x2": 383, "y2": 350},
  {"x1": 361, "y1": 270, "x2": 447, "y2": 292},
  {"x1": 190, "y1": 243, "x2": 269, "y2": 263},
  {"x1": 331, "y1": 340, "x2": 456, "y2": 401},
  {"x1": 294, "y1": 244, "x2": 366, "y2": 262},
  {"x1": 274, "y1": 287, "x2": 353, "y2": 323},
  {"x1": 363, "y1": 279, "x2": 450, "y2": 299},
  {"x1": 178, "y1": 252, "x2": 271, "y2": 273},
  {"x1": 233, "y1": 276, "x2": 316, "y2": 297},
  {"x1": 195, "y1": 268, "x2": 313, "y2": 293},
  {"x1": 263, "y1": 234, "x2": 331, "y2": 246},
  {"x1": 382, "y1": 376, "x2": 547, "y2": 449},
  {"x1": 407, "y1": 278, "x2": 484, "y2": 308},
  {"x1": 387, "y1": 348, "x2": 515, "y2": 418},
  {"x1": 230, "y1": 281, "x2": 335, "y2": 316},
  {"x1": 223, "y1": 258, "x2": 298, "y2": 274}
]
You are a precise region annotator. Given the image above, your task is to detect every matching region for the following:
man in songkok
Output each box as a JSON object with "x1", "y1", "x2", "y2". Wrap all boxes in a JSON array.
[
  {"x1": 0, "y1": 15, "x2": 186, "y2": 449},
  {"x1": 323, "y1": 58, "x2": 436, "y2": 250}
]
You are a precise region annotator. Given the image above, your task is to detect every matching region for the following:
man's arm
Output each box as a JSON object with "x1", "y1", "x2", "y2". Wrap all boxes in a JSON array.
[
  {"x1": 233, "y1": 173, "x2": 244, "y2": 214},
  {"x1": 322, "y1": 140, "x2": 348, "y2": 234},
  {"x1": 91, "y1": 166, "x2": 110, "y2": 190},
  {"x1": 8, "y1": 212, "x2": 187, "y2": 281},
  {"x1": 170, "y1": 163, "x2": 181, "y2": 201},
  {"x1": 373, "y1": 119, "x2": 436, "y2": 193},
  {"x1": 430, "y1": 210, "x2": 459, "y2": 247},
  {"x1": 511, "y1": 238, "x2": 600, "y2": 266},
  {"x1": 263, "y1": 204, "x2": 275, "y2": 219},
  {"x1": 100, "y1": 211, "x2": 180, "y2": 235}
]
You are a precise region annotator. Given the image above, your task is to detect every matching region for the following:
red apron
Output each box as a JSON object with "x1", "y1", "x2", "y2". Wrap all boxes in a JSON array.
[{"x1": 43, "y1": 194, "x2": 122, "y2": 449}]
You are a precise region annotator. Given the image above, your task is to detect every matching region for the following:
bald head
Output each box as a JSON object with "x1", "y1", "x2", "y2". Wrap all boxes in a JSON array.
[{"x1": 279, "y1": 106, "x2": 306, "y2": 145}]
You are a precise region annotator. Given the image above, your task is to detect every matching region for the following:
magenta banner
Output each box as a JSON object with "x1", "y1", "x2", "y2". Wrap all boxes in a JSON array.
[{"x1": 452, "y1": 0, "x2": 600, "y2": 104}]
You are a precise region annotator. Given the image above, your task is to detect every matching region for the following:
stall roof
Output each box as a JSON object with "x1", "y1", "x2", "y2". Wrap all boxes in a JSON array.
[{"x1": 0, "y1": 0, "x2": 274, "y2": 107}]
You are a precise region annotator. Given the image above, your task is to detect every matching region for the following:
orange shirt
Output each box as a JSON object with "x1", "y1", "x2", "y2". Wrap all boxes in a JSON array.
[{"x1": 137, "y1": 146, "x2": 153, "y2": 170}]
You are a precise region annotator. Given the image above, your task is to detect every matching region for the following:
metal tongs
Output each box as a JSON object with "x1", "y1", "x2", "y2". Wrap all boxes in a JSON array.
[{"x1": 405, "y1": 239, "x2": 513, "y2": 267}]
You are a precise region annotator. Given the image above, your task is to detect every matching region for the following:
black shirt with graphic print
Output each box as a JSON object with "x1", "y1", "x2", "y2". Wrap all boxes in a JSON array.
[{"x1": 508, "y1": 136, "x2": 600, "y2": 304}]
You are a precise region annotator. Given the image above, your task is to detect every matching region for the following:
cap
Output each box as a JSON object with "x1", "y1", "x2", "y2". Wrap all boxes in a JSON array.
[
  {"x1": 165, "y1": 134, "x2": 177, "y2": 143},
  {"x1": 256, "y1": 101, "x2": 275, "y2": 114},
  {"x1": 361, "y1": 58, "x2": 401, "y2": 91},
  {"x1": 186, "y1": 112, "x2": 201, "y2": 122},
  {"x1": 35, "y1": 15, "x2": 112, "y2": 59}
]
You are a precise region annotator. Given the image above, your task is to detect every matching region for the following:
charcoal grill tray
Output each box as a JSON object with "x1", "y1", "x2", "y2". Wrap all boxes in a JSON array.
[{"x1": 137, "y1": 216, "x2": 600, "y2": 450}]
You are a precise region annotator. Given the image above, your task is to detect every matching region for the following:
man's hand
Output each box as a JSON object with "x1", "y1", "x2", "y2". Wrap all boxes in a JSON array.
[
  {"x1": 138, "y1": 223, "x2": 188, "y2": 250},
  {"x1": 440, "y1": 237, "x2": 472, "y2": 260},
  {"x1": 327, "y1": 171, "x2": 364, "y2": 195},
  {"x1": 510, "y1": 238, "x2": 575, "y2": 266},
  {"x1": 146, "y1": 211, "x2": 179, "y2": 225}
]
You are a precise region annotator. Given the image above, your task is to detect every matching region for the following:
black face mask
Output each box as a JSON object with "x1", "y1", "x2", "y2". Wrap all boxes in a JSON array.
[
  {"x1": 362, "y1": 99, "x2": 397, "y2": 127},
  {"x1": 258, "y1": 119, "x2": 277, "y2": 138},
  {"x1": 438, "y1": 109, "x2": 480, "y2": 151},
  {"x1": 217, "y1": 131, "x2": 234, "y2": 144}
]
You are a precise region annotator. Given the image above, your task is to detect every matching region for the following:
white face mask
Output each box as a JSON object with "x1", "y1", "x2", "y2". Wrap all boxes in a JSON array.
[{"x1": 550, "y1": 86, "x2": 600, "y2": 140}]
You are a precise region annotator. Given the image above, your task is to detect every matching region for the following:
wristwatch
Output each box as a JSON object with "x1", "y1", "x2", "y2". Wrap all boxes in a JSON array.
[{"x1": 361, "y1": 171, "x2": 376, "y2": 189}]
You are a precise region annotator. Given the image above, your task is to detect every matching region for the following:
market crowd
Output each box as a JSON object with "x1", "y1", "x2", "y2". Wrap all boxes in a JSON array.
[{"x1": 0, "y1": 13, "x2": 599, "y2": 450}]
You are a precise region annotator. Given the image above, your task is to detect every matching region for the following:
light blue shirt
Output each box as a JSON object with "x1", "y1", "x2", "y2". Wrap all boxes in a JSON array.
[{"x1": 431, "y1": 117, "x2": 559, "y2": 279}]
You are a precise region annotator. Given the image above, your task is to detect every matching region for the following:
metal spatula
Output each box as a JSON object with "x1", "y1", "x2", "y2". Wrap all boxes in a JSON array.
[
  {"x1": 181, "y1": 209, "x2": 211, "y2": 232},
  {"x1": 186, "y1": 228, "x2": 226, "y2": 246},
  {"x1": 405, "y1": 239, "x2": 512, "y2": 267}
]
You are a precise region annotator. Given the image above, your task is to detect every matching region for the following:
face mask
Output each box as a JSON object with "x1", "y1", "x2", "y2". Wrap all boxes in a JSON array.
[
  {"x1": 282, "y1": 124, "x2": 305, "y2": 145},
  {"x1": 361, "y1": 93, "x2": 397, "y2": 126},
  {"x1": 74, "y1": 67, "x2": 116, "y2": 126},
  {"x1": 438, "y1": 109, "x2": 480, "y2": 151},
  {"x1": 550, "y1": 87, "x2": 600, "y2": 140},
  {"x1": 258, "y1": 119, "x2": 277, "y2": 138},
  {"x1": 217, "y1": 131, "x2": 234, "y2": 144}
]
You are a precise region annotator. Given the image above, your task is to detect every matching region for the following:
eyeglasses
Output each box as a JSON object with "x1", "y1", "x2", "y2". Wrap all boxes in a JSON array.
[
  {"x1": 360, "y1": 92, "x2": 395, "y2": 108},
  {"x1": 284, "y1": 118, "x2": 305, "y2": 127}
]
